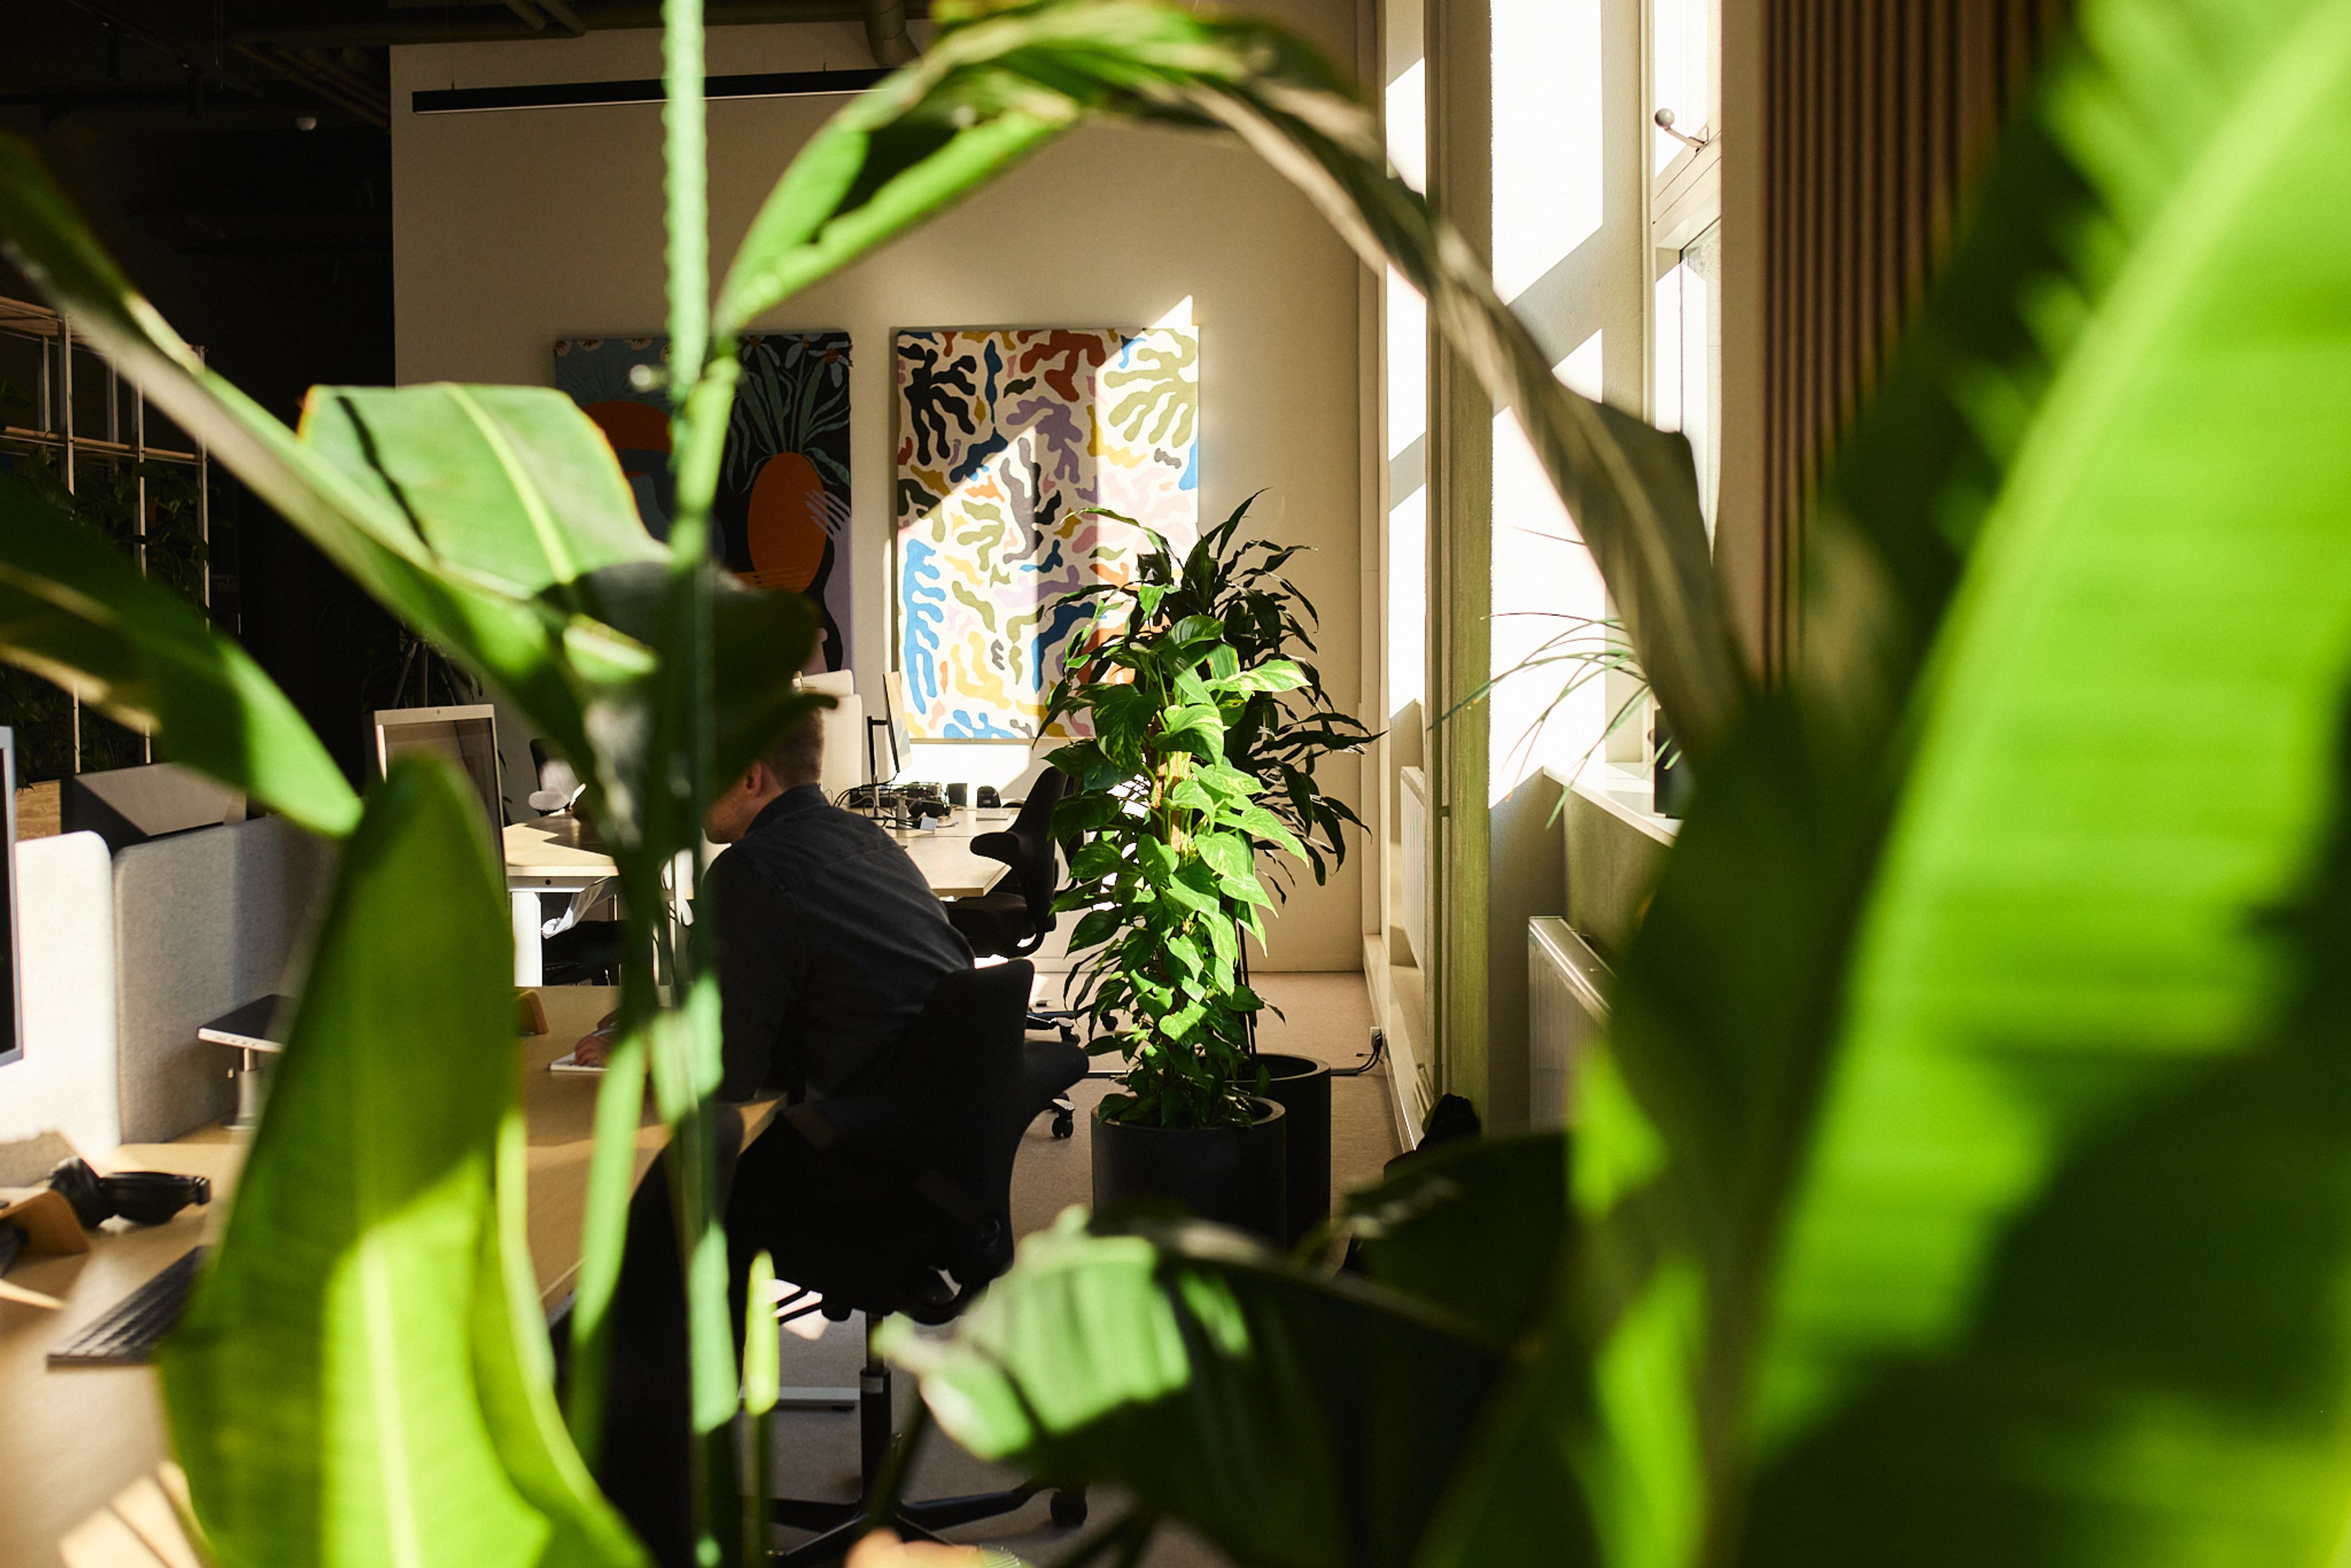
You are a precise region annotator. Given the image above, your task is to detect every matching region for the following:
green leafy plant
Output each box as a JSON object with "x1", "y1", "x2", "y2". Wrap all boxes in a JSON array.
[
  {"x1": 885, "y1": 2, "x2": 2351, "y2": 1567},
  {"x1": 1067, "y1": 497, "x2": 1373, "y2": 894},
  {"x1": 1455, "y1": 610, "x2": 1651, "y2": 786},
  {"x1": 1044, "y1": 588, "x2": 1311, "y2": 1128},
  {"x1": 0, "y1": 0, "x2": 1732, "y2": 1561}
]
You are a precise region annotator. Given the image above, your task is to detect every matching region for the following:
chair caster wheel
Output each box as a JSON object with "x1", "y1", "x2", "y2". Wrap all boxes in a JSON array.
[
  {"x1": 1051, "y1": 1110, "x2": 1075, "y2": 1140},
  {"x1": 1050, "y1": 1488, "x2": 1088, "y2": 1528},
  {"x1": 1059, "y1": 1026, "x2": 1077, "y2": 1048}
]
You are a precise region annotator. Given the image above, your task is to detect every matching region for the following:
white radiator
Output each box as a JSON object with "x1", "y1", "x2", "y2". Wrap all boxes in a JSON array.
[
  {"x1": 1400, "y1": 765, "x2": 1430, "y2": 970},
  {"x1": 1527, "y1": 916, "x2": 1609, "y2": 1130}
]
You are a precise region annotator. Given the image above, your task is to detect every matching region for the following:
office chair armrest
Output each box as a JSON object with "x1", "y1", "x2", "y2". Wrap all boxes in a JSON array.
[{"x1": 969, "y1": 830, "x2": 1021, "y2": 866}]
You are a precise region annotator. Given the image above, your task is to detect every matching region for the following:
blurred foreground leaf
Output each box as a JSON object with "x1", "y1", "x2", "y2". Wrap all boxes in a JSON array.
[
  {"x1": 885, "y1": 1212, "x2": 1512, "y2": 1568},
  {"x1": 0, "y1": 473, "x2": 359, "y2": 838},
  {"x1": 159, "y1": 758, "x2": 645, "y2": 1568}
]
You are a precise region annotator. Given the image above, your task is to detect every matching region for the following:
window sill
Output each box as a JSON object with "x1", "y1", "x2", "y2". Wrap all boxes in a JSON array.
[{"x1": 1547, "y1": 761, "x2": 1680, "y2": 847}]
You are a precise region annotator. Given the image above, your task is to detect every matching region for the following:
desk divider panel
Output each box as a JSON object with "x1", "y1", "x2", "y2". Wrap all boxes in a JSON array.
[{"x1": 112, "y1": 817, "x2": 337, "y2": 1144}]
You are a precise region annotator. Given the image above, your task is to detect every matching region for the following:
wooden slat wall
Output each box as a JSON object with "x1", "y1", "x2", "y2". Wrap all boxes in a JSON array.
[{"x1": 1758, "y1": 0, "x2": 2068, "y2": 672}]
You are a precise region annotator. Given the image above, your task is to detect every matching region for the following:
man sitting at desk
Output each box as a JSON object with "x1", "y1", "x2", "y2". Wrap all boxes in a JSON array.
[
  {"x1": 569, "y1": 711, "x2": 972, "y2": 1095},
  {"x1": 575, "y1": 712, "x2": 973, "y2": 1566}
]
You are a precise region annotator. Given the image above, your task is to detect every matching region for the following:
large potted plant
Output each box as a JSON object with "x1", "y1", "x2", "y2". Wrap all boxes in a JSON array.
[
  {"x1": 1044, "y1": 571, "x2": 1316, "y2": 1239},
  {"x1": 1093, "y1": 498, "x2": 1374, "y2": 1242}
]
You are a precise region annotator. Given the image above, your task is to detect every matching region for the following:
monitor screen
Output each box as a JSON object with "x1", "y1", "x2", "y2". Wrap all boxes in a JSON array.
[
  {"x1": 374, "y1": 705, "x2": 503, "y2": 837},
  {"x1": 881, "y1": 672, "x2": 913, "y2": 782},
  {"x1": 1, "y1": 729, "x2": 21, "y2": 1070}
]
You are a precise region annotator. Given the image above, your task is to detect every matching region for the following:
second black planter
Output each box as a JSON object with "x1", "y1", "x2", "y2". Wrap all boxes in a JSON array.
[
  {"x1": 1092, "y1": 1098, "x2": 1288, "y2": 1240},
  {"x1": 1255, "y1": 1053, "x2": 1332, "y2": 1244}
]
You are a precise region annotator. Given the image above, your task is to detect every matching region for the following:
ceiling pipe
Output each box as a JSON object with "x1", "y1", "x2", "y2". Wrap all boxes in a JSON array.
[
  {"x1": 232, "y1": 42, "x2": 389, "y2": 129},
  {"x1": 538, "y1": 0, "x2": 593, "y2": 36},
  {"x1": 861, "y1": 0, "x2": 917, "y2": 66},
  {"x1": 231, "y1": 3, "x2": 927, "y2": 50}
]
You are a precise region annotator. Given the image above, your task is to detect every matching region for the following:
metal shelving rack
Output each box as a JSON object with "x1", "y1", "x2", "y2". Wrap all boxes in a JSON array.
[{"x1": 1, "y1": 293, "x2": 211, "y2": 771}]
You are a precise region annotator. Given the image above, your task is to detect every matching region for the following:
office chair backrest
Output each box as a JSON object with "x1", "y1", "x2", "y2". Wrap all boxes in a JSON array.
[
  {"x1": 969, "y1": 768, "x2": 1071, "y2": 946},
  {"x1": 814, "y1": 959, "x2": 1084, "y2": 1319}
]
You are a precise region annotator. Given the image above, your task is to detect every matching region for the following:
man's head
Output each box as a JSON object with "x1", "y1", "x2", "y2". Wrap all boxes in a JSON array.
[{"x1": 705, "y1": 708, "x2": 825, "y2": 842}]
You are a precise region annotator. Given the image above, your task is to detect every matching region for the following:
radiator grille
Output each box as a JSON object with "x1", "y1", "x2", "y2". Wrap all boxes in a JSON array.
[{"x1": 1527, "y1": 917, "x2": 1609, "y2": 1130}]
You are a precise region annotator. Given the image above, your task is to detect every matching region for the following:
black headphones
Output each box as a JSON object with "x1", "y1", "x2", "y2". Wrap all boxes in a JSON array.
[{"x1": 48, "y1": 1158, "x2": 212, "y2": 1228}]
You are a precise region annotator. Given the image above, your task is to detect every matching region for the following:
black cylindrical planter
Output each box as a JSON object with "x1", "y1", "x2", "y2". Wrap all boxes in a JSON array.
[
  {"x1": 1092, "y1": 1098, "x2": 1287, "y2": 1240},
  {"x1": 1256, "y1": 1054, "x2": 1332, "y2": 1245}
]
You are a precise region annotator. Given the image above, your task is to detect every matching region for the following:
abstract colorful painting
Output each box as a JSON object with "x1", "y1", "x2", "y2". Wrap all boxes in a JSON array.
[
  {"x1": 894, "y1": 328, "x2": 1200, "y2": 739},
  {"x1": 556, "y1": 331, "x2": 854, "y2": 673}
]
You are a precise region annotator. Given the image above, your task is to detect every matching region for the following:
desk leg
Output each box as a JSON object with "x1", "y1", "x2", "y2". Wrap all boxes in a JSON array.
[{"x1": 512, "y1": 891, "x2": 544, "y2": 987}]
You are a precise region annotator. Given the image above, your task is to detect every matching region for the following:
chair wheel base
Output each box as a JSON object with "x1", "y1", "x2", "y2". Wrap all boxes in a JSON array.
[
  {"x1": 1050, "y1": 1488, "x2": 1089, "y2": 1528},
  {"x1": 1051, "y1": 1109, "x2": 1075, "y2": 1139}
]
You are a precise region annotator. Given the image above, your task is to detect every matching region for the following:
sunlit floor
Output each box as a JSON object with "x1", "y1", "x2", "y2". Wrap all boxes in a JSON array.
[{"x1": 759, "y1": 971, "x2": 1402, "y2": 1566}]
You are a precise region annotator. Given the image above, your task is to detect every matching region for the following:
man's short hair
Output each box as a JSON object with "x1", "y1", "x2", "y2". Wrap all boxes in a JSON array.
[{"x1": 763, "y1": 708, "x2": 825, "y2": 790}]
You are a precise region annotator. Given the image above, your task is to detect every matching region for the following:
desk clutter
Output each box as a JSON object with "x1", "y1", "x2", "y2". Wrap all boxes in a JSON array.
[
  {"x1": 0, "y1": 1157, "x2": 211, "y2": 1275},
  {"x1": 837, "y1": 781, "x2": 957, "y2": 828}
]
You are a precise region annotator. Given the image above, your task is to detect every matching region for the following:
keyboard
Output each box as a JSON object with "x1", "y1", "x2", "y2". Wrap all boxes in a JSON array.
[{"x1": 48, "y1": 1247, "x2": 208, "y2": 1367}]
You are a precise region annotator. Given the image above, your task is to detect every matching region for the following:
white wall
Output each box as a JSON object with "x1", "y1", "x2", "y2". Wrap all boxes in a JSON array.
[
  {"x1": 0, "y1": 832, "x2": 121, "y2": 1182},
  {"x1": 390, "y1": 6, "x2": 1368, "y2": 969}
]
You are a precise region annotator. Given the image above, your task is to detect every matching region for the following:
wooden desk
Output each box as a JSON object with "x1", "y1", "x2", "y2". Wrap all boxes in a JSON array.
[
  {"x1": 2, "y1": 988, "x2": 730, "y2": 1568},
  {"x1": 506, "y1": 809, "x2": 1008, "y2": 913},
  {"x1": 503, "y1": 816, "x2": 618, "y2": 887},
  {"x1": 887, "y1": 810, "x2": 1012, "y2": 901},
  {"x1": 503, "y1": 819, "x2": 620, "y2": 988}
]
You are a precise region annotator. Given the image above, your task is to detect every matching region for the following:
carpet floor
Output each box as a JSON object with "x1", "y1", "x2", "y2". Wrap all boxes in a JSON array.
[{"x1": 758, "y1": 970, "x2": 1401, "y2": 1567}]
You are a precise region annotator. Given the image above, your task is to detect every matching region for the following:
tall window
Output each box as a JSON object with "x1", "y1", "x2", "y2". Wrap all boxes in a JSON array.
[
  {"x1": 1649, "y1": 0, "x2": 1722, "y2": 528},
  {"x1": 1386, "y1": 21, "x2": 1429, "y2": 728},
  {"x1": 1487, "y1": 0, "x2": 1618, "y2": 796}
]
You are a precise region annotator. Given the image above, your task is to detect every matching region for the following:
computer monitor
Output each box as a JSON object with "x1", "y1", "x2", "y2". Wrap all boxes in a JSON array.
[
  {"x1": 1, "y1": 729, "x2": 21, "y2": 1069},
  {"x1": 373, "y1": 705, "x2": 504, "y2": 835},
  {"x1": 880, "y1": 671, "x2": 914, "y2": 784}
]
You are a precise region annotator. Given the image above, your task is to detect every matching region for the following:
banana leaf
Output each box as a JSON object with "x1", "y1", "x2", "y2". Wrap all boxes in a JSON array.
[
  {"x1": 1439, "y1": 3, "x2": 2351, "y2": 1566},
  {"x1": 884, "y1": 1212, "x2": 1514, "y2": 1568},
  {"x1": 159, "y1": 756, "x2": 643, "y2": 1568}
]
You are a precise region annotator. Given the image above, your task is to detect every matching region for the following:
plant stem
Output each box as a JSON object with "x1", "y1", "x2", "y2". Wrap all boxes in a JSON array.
[{"x1": 562, "y1": 1011, "x2": 649, "y2": 1464}]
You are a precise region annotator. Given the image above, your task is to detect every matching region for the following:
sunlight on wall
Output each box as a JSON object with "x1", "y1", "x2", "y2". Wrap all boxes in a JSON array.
[
  {"x1": 1387, "y1": 21, "x2": 1430, "y2": 727},
  {"x1": 1653, "y1": 237, "x2": 1721, "y2": 531},
  {"x1": 1489, "y1": 334, "x2": 1608, "y2": 806},
  {"x1": 1389, "y1": 484, "x2": 1427, "y2": 718},
  {"x1": 1491, "y1": 0, "x2": 1600, "y2": 303},
  {"x1": 1387, "y1": 58, "x2": 1428, "y2": 192},
  {"x1": 1388, "y1": 278, "x2": 1426, "y2": 463}
]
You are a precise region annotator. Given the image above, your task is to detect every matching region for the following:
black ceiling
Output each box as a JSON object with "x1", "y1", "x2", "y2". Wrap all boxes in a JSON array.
[{"x1": 1, "y1": 0, "x2": 908, "y2": 134}]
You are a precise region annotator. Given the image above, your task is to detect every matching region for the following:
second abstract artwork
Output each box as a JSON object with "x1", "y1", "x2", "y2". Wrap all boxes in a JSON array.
[
  {"x1": 894, "y1": 327, "x2": 1201, "y2": 740},
  {"x1": 555, "y1": 331, "x2": 855, "y2": 673}
]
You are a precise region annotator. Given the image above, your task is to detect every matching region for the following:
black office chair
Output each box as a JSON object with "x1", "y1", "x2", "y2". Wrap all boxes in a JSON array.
[
  {"x1": 946, "y1": 770, "x2": 1087, "y2": 1114},
  {"x1": 945, "y1": 768, "x2": 1069, "y2": 964},
  {"x1": 760, "y1": 959, "x2": 1090, "y2": 1565}
]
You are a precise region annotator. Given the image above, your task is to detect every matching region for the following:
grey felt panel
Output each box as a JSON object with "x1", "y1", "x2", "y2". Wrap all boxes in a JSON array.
[{"x1": 112, "y1": 817, "x2": 337, "y2": 1144}]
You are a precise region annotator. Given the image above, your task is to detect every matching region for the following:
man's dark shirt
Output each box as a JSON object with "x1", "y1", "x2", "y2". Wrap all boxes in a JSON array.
[{"x1": 709, "y1": 785, "x2": 972, "y2": 1103}]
